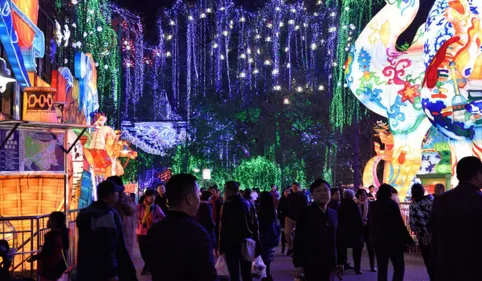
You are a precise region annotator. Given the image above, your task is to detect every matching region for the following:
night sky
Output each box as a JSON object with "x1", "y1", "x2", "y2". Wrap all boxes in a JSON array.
[{"x1": 112, "y1": 0, "x2": 436, "y2": 50}]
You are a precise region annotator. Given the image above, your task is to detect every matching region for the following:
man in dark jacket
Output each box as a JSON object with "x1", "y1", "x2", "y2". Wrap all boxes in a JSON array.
[
  {"x1": 284, "y1": 182, "x2": 309, "y2": 255},
  {"x1": 432, "y1": 156, "x2": 482, "y2": 281},
  {"x1": 219, "y1": 181, "x2": 260, "y2": 281},
  {"x1": 293, "y1": 179, "x2": 344, "y2": 281},
  {"x1": 76, "y1": 180, "x2": 137, "y2": 281},
  {"x1": 209, "y1": 185, "x2": 223, "y2": 255},
  {"x1": 147, "y1": 174, "x2": 217, "y2": 281},
  {"x1": 369, "y1": 184, "x2": 413, "y2": 281},
  {"x1": 154, "y1": 182, "x2": 169, "y2": 215}
]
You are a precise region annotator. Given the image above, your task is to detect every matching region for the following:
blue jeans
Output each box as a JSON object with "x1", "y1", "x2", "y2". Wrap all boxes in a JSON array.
[{"x1": 224, "y1": 252, "x2": 252, "y2": 281}]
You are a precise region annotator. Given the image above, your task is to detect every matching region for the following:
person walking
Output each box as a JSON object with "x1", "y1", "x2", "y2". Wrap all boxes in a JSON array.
[
  {"x1": 277, "y1": 188, "x2": 290, "y2": 254},
  {"x1": 356, "y1": 188, "x2": 376, "y2": 272},
  {"x1": 338, "y1": 189, "x2": 364, "y2": 274},
  {"x1": 154, "y1": 182, "x2": 169, "y2": 215},
  {"x1": 76, "y1": 180, "x2": 137, "y2": 281},
  {"x1": 409, "y1": 183, "x2": 434, "y2": 281},
  {"x1": 369, "y1": 184, "x2": 413, "y2": 281},
  {"x1": 270, "y1": 184, "x2": 280, "y2": 208},
  {"x1": 196, "y1": 191, "x2": 217, "y2": 252},
  {"x1": 432, "y1": 156, "x2": 482, "y2": 281},
  {"x1": 108, "y1": 176, "x2": 137, "y2": 258},
  {"x1": 219, "y1": 181, "x2": 260, "y2": 281},
  {"x1": 146, "y1": 174, "x2": 217, "y2": 281},
  {"x1": 28, "y1": 212, "x2": 69, "y2": 281},
  {"x1": 327, "y1": 188, "x2": 341, "y2": 211},
  {"x1": 258, "y1": 191, "x2": 281, "y2": 281},
  {"x1": 209, "y1": 185, "x2": 223, "y2": 256},
  {"x1": 284, "y1": 182, "x2": 309, "y2": 256},
  {"x1": 136, "y1": 189, "x2": 165, "y2": 275},
  {"x1": 293, "y1": 179, "x2": 345, "y2": 281}
]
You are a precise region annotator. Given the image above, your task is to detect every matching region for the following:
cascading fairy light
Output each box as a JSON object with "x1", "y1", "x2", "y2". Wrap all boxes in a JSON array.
[{"x1": 187, "y1": 9, "x2": 194, "y2": 121}]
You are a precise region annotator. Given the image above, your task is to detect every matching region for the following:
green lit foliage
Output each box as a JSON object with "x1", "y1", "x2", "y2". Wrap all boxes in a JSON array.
[
  {"x1": 434, "y1": 142, "x2": 451, "y2": 174},
  {"x1": 233, "y1": 156, "x2": 281, "y2": 191},
  {"x1": 76, "y1": 0, "x2": 120, "y2": 126},
  {"x1": 120, "y1": 150, "x2": 156, "y2": 183},
  {"x1": 331, "y1": 0, "x2": 384, "y2": 130},
  {"x1": 281, "y1": 152, "x2": 308, "y2": 189}
]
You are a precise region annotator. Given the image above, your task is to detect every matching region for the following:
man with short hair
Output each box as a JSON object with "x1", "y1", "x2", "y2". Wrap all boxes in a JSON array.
[
  {"x1": 147, "y1": 174, "x2": 217, "y2": 281},
  {"x1": 271, "y1": 184, "x2": 280, "y2": 208},
  {"x1": 154, "y1": 182, "x2": 169, "y2": 214},
  {"x1": 433, "y1": 183, "x2": 445, "y2": 197},
  {"x1": 76, "y1": 180, "x2": 137, "y2": 281},
  {"x1": 432, "y1": 157, "x2": 482, "y2": 281},
  {"x1": 284, "y1": 182, "x2": 309, "y2": 255},
  {"x1": 219, "y1": 181, "x2": 260, "y2": 281},
  {"x1": 293, "y1": 179, "x2": 344, "y2": 281}
]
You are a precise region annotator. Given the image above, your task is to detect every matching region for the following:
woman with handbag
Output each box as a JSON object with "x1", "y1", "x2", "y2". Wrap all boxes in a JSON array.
[{"x1": 28, "y1": 212, "x2": 69, "y2": 281}]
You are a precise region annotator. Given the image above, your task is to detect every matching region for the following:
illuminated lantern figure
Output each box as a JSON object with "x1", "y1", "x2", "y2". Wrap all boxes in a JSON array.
[
  {"x1": 84, "y1": 113, "x2": 115, "y2": 177},
  {"x1": 345, "y1": 0, "x2": 431, "y2": 199},
  {"x1": 363, "y1": 122, "x2": 394, "y2": 187}
]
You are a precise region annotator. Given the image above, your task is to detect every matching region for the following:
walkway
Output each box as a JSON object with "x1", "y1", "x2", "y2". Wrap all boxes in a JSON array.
[{"x1": 135, "y1": 246, "x2": 430, "y2": 281}]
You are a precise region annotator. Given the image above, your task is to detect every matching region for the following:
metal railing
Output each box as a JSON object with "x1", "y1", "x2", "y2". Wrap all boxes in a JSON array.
[{"x1": 0, "y1": 210, "x2": 79, "y2": 280}]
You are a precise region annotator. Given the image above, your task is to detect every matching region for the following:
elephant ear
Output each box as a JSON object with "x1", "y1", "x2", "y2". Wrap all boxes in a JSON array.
[{"x1": 423, "y1": 36, "x2": 461, "y2": 88}]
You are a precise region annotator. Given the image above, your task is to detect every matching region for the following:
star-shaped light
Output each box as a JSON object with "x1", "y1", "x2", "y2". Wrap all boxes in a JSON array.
[{"x1": 397, "y1": 81, "x2": 420, "y2": 103}]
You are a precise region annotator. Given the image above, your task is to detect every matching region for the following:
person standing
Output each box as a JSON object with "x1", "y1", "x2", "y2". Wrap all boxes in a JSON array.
[
  {"x1": 154, "y1": 182, "x2": 169, "y2": 215},
  {"x1": 433, "y1": 183, "x2": 445, "y2": 197},
  {"x1": 219, "y1": 181, "x2": 260, "y2": 281},
  {"x1": 270, "y1": 184, "x2": 280, "y2": 208},
  {"x1": 369, "y1": 184, "x2": 413, "y2": 281},
  {"x1": 277, "y1": 188, "x2": 290, "y2": 254},
  {"x1": 409, "y1": 183, "x2": 434, "y2": 281},
  {"x1": 258, "y1": 192, "x2": 280, "y2": 281},
  {"x1": 136, "y1": 189, "x2": 165, "y2": 275},
  {"x1": 293, "y1": 179, "x2": 345, "y2": 281},
  {"x1": 338, "y1": 189, "x2": 364, "y2": 274},
  {"x1": 284, "y1": 182, "x2": 309, "y2": 256},
  {"x1": 328, "y1": 188, "x2": 341, "y2": 211},
  {"x1": 147, "y1": 174, "x2": 217, "y2": 281},
  {"x1": 368, "y1": 185, "x2": 376, "y2": 200},
  {"x1": 209, "y1": 185, "x2": 223, "y2": 255},
  {"x1": 76, "y1": 180, "x2": 137, "y2": 281},
  {"x1": 108, "y1": 176, "x2": 137, "y2": 258},
  {"x1": 432, "y1": 156, "x2": 482, "y2": 281},
  {"x1": 29, "y1": 212, "x2": 69, "y2": 281},
  {"x1": 356, "y1": 189, "x2": 376, "y2": 272},
  {"x1": 196, "y1": 191, "x2": 217, "y2": 252}
]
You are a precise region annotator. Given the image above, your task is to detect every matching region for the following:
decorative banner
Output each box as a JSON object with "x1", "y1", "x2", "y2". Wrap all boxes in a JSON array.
[{"x1": 22, "y1": 87, "x2": 58, "y2": 123}]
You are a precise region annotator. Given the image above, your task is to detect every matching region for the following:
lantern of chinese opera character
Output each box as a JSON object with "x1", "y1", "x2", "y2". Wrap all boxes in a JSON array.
[{"x1": 84, "y1": 113, "x2": 115, "y2": 177}]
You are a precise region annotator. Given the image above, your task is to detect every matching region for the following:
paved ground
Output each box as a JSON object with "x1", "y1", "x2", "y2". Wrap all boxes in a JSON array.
[{"x1": 134, "y1": 245, "x2": 430, "y2": 281}]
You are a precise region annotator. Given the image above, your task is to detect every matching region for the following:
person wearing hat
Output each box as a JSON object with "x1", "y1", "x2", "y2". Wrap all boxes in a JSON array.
[
  {"x1": 76, "y1": 180, "x2": 137, "y2": 281},
  {"x1": 432, "y1": 156, "x2": 482, "y2": 281}
]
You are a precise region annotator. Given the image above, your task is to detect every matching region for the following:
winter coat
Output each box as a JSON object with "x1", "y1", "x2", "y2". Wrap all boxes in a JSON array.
[
  {"x1": 115, "y1": 194, "x2": 137, "y2": 257},
  {"x1": 76, "y1": 201, "x2": 137, "y2": 281},
  {"x1": 136, "y1": 203, "x2": 165, "y2": 236},
  {"x1": 338, "y1": 199, "x2": 364, "y2": 248},
  {"x1": 196, "y1": 201, "x2": 217, "y2": 248},
  {"x1": 259, "y1": 217, "x2": 280, "y2": 264}
]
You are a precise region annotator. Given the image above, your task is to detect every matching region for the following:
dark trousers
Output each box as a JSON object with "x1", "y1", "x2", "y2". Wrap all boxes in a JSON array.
[
  {"x1": 419, "y1": 243, "x2": 433, "y2": 281},
  {"x1": 304, "y1": 266, "x2": 334, "y2": 281},
  {"x1": 281, "y1": 231, "x2": 286, "y2": 251},
  {"x1": 375, "y1": 247, "x2": 404, "y2": 281},
  {"x1": 367, "y1": 241, "x2": 376, "y2": 269},
  {"x1": 352, "y1": 245, "x2": 363, "y2": 271},
  {"x1": 225, "y1": 252, "x2": 252, "y2": 281},
  {"x1": 138, "y1": 235, "x2": 149, "y2": 270}
]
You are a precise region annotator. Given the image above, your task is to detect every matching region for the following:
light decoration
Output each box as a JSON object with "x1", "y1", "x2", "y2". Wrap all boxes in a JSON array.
[{"x1": 121, "y1": 121, "x2": 188, "y2": 156}]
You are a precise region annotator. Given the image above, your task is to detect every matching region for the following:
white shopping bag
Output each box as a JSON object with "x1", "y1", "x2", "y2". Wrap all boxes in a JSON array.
[
  {"x1": 251, "y1": 256, "x2": 267, "y2": 278},
  {"x1": 215, "y1": 255, "x2": 230, "y2": 277}
]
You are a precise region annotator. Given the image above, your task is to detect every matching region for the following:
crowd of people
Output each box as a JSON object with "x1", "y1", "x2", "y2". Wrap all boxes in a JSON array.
[{"x1": 20, "y1": 156, "x2": 482, "y2": 281}]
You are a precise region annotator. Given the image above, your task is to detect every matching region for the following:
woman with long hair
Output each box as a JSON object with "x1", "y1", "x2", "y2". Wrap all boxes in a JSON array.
[
  {"x1": 409, "y1": 183, "x2": 434, "y2": 281},
  {"x1": 29, "y1": 211, "x2": 69, "y2": 281},
  {"x1": 137, "y1": 189, "x2": 165, "y2": 275},
  {"x1": 277, "y1": 188, "x2": 291, "y2": 254},
  {"x1": 258, "y1": 191, "x2": 280, "y2": 281}
]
